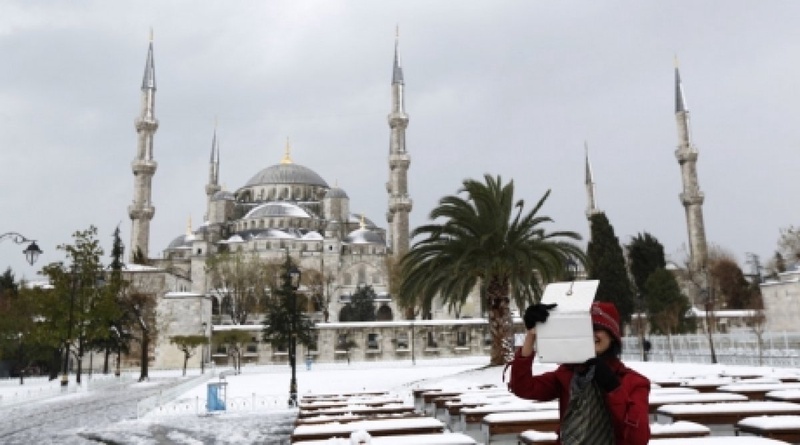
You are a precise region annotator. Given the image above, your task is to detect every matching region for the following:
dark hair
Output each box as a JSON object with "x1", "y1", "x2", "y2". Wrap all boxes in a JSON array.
[{"x1": 596, "y1": 326, "x2": 622, "y2": 359}]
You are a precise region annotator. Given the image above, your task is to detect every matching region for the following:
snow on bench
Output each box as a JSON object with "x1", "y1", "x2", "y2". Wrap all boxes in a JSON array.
[
  {"x1": 458, "y1": 401, "x2": 558, "y2": 433},
  {"x1": 717, "y1": 382, "x2": 800, "y2": 401},
  {"x1": 290, "y1": 417, "x2": 447, "y2": 443},
  {"x1": 655, "y1": 400, "x2": 800, "y2": 436},
  {"x1": 648, "y1": 392, "x2": 749, "y2": 414},
  {"x1": 649, "y1": 437, "x2": 791, "y2": 444},
  {"x1": 481, "y1": 410, "x2": 560, "y2": 444},
  {"x1": 298, "y1": 404, "x2": 417, "y2": 419},
  {"x1": 292, "y1": 432, "x2": 478, "y2": 444},
  {"x1": 766, "y1": 389, "x2": 800, "y2": 403},
  {"x1": 517, "y1": 421, "x2": 710, "y2": 444},
  {"x1": 736, "y1": 415, "x2": 800, "y2": 443}
]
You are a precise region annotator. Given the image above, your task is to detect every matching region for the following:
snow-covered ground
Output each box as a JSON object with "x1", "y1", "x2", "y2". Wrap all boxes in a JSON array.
[{"x1": 0, "y1": 356, "x2": 798, "y2": 444}]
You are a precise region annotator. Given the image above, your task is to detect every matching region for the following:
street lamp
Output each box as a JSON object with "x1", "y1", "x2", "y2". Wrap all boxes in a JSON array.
[
  {"x1": 17, "y1": 332, "x2": 24, "y2": 385},
  {"x1": 0, "y1": 232, "x2": 43, "y2": 266},
  {"x1": 636, "y1": 292, "x2": 649, "y2": 362},
  {"x1": 287, "y1": 264, "x2": 301, "y2": 407},
  {"x1": 62, "y1": 265, "x2": 77, "y2": 387}
]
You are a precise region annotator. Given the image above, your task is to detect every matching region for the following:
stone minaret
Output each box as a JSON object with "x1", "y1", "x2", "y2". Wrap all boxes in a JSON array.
[
  {"x1": 584, "y1": 141, "x2": 601, "y2": 218},
  {"x1": 128, "y1": 34, "x2": 159, "y2": 262},
  {"x1": 386, "y1": 30, "x2": 412, "y2": 257},
  {"x1": 674, "y1": 61, "x2": 708, "y2": 274},
  {"x1": 205, "y1": 123, "x2": 221, "y2": 221}
]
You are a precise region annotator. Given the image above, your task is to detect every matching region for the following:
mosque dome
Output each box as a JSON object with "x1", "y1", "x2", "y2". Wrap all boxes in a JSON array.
[
  {"x1": 344, "y1": 227, "x2": 385, "y2": 245},
  {"x1": 167, "y1": 233, "x2": 194, "y2": 249},
  {"x1": 244, "y1": 202, "x2": 311, "y2": 219},
  {"x1": 245, "y1": 163, "x2": 328, "y2": 188},
  {"x1": 325, "y1": 187, "x2": 349, "y2": 199}
]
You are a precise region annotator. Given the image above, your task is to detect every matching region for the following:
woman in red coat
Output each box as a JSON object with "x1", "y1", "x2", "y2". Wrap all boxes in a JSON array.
[{"x1": 507, "y1": 301, "x2": 651, "y2": 445}]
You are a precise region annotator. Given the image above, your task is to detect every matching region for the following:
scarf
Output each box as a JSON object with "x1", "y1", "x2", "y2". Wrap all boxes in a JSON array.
[{"x1": 559, "y1": 365, "x2": 614, "y2": 445}]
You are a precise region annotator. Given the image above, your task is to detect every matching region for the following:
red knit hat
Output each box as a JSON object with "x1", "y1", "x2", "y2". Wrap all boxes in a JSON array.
[{"x1": 591, "y1": 301, "x2": 621, "y2": 342}]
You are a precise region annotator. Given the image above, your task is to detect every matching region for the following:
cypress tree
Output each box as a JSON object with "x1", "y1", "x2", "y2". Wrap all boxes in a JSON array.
[
  {"x1": 627, "y1": 232, "x2": 666, "y2": 293},
  {"x1": 587, "y1": 212, "x2": 634, "y2": 324}
]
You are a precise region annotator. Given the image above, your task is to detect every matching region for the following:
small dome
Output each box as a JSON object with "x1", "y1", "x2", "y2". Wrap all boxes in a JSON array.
[
  {"x1": 244, "y1": 202, "x2": 311, "y2": 219},
  {"x1": 344, "y1": 228, "x2": 385, "y2": 245},
  {"x1": 325, "y1": 187, "x2": 349, "y2": 199},
  {"x1": 302, "y1": 231, "x2": 324, "y2": 241},
  {"x1": 167, "y1": 233, "x2": 194, "y2": 249},
  {"x1": 211, "y1": 190, "x2": 235, "y2": 201},
  {"x1": 245, "y1": 163, "x2": 329, "y2": 188}
]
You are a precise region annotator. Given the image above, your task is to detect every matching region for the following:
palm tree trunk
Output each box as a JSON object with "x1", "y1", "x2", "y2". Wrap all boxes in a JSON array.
[{"x1": 487, "y1": 279, "x2": 511, "y2": 365}]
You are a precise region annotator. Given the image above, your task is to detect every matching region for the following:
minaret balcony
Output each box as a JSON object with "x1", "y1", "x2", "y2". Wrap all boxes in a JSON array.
[
  {"x1": 680, "y1": 191, "x2": 705, "y2": 206},
  {"x1": 134, "y1": 117, "x2": 160, "y2": 132},
  {"x1": 387, "y1": 114, "x2": 409, "y2": 128},
  {"x1": 389, "y1": 154, "x2": 411, "y2": 169},
  {"x1": 674, "y1": 148, "x2": 698, "y2": 163},
  {"x1": 128, "y1": 205, "x2": 155, "y2": 220},
  {"x1": 389, "y1": 196, "x2": 413, "y2": 212},
  {"x1": 131, "y1": 160, "x2": 158, "y2": 175}
]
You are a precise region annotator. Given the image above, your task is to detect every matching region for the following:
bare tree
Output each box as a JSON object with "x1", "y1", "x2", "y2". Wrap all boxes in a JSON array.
[
  {"x1": 170, "y1": 335, "x2": 206, "y2": 376},
  {"x1": 206, "y1": 251, "x2": 277, "y2": 325}
]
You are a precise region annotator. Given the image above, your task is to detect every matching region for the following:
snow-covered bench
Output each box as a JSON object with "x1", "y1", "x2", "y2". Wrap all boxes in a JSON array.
[
  {"x1": 459, "y1": 401, "x2": 557, "y2": 433},
  {"x1": 292, "y1": 432, "x2": 478, "y2": 444},
  {"x1": 717, "y1": 382, "x2": 800, "y2": 401},
  {"x1": 481, "y1": 410, "x2": 560, "y2": 444},
  {"x1": 736, "y1": 415, "x2": 800, "y2": 443},
  {"x1": 290, "y1": 417, "x2": 447, "y2": 443},
  {"x1": 765, "y1": 389, "x2": 800, "y2": 403},
  {"x1": 655, "y1": 401, "x2": 800, "y2": 436},
  {"x1": 649, "y1": 437, "x2": 790, "y2": 444},
  {"x1": 516, "y1": 421, "x2": 710, "y2": 444},
  {"x1": 648, "y1": 392, "x2": 748, "y2": 417},
  {"x1": 298, "y1": 404, "x2": 417, "y2": 420}
]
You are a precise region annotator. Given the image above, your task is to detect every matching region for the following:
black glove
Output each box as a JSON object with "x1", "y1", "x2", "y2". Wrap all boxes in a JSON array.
[
  {"x1": 523, "y1": 303, "x2": 557, "y2": 329},
  {"x1": 587, "y1": 358, "x2": 620, "y2": 392}
]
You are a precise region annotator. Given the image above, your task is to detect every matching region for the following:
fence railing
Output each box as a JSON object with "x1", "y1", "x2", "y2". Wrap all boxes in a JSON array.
[
  {"x1": 621, "y1": 331, "x2": 800, "y2": 367},
  {"x1": 136, "y1": 371, "x2": 217, "y2": 418}
]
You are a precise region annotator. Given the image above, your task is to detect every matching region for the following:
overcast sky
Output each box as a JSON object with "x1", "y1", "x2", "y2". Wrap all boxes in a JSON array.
[{"x1": 2, "y1": 1, "x2": 799, "y2": 280}]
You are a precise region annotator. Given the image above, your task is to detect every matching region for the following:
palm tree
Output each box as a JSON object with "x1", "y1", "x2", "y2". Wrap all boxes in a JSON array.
[{"x1": 398, "y1": 174, "x2": 585, "y2": 365}]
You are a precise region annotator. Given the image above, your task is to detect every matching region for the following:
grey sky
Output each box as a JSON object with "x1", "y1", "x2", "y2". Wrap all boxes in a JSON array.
[{"x1": 2, "y1": 1, "x2": 798, "y2": 279}]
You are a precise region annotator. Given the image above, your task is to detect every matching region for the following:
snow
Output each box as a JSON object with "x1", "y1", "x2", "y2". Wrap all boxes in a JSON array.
[
  {"x1": 650, "y1": 438, "x2": 790, "y2": 444},
  {"x1": 738, "y1": 414, "x2": 800, "y2": 430},
  {"x1": 2, "y1": 356, "x2": 800, "y2": 443},
  {"x1": 658, "y1": 400, "x2": 800, "y2": 415}
]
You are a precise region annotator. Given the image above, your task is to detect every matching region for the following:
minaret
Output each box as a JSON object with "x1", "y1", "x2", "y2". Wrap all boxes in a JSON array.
[
  {"x1": 386, "y1": 28, "x2": 412, "y2": 257},
  {"x1": 674, "y1": 60, "x2": 709, "y2": 274},
  {"x1": 205, "y1": 122, "x2": 221, "y2": 221},
  {"x1": 128, "y1": 32, "x2": 159, "y2": 263},
  {"x1": 584, "y1": 141, "x2": 601, "y2": 218}
]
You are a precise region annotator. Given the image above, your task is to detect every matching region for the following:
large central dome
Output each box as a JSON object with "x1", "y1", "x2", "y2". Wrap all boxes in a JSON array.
[{"x1": 245, "y1": 163, "x2": 329, "y2": 188}]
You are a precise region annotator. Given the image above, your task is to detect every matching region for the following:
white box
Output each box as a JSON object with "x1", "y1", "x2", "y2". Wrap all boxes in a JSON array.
[{"x1": 535, "y1": 280, "x2": 599, "y2": 364}]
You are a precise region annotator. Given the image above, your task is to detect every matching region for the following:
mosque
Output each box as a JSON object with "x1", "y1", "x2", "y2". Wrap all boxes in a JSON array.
[{"x1": 122, "y1": 36, "x2": 486, "y2": 369}]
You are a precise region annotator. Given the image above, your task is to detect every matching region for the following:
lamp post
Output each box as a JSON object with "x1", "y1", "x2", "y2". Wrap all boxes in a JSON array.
[
  {"x1": 636, "y1": 292, "x2": 649, "y2": 362},
  {"x1": 17, "y1": 332, "x2": 24, "y2": 385},
  {"x1": 287, "y1": 264, "x2": 301, "y2": 407},
  {"x1": 61, "y1": 265, "x2": 77, "y2": 387},
  {"x1": 0, "y1": 232, "x2": 43, "y2": 266}
]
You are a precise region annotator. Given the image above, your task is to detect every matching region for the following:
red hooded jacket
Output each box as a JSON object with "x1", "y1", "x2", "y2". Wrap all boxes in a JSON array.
[{"x1": 507, "y1": 350, "x2": 651, "y2": 444}]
